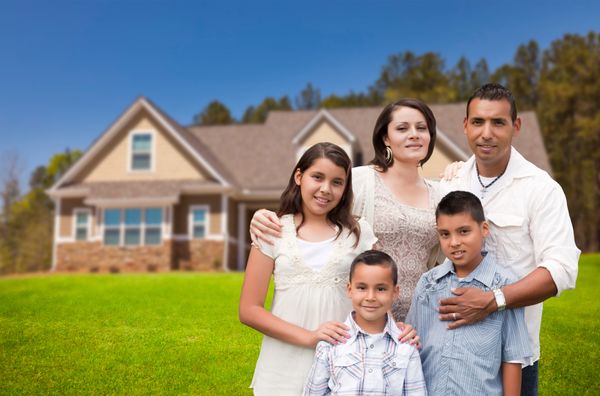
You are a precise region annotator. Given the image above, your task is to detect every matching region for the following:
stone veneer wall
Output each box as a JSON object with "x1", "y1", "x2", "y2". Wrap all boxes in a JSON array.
[
  {"x1": 56, "y1": 241, "x2": 173, "y2": 273},
  {"x1": 172, "y1": 240, "x2": 225, "y2": 271}
]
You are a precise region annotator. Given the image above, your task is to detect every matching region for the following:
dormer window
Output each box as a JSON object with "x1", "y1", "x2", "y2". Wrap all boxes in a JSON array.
[{"x1": 130, "y1": 132, "x2": 153, "y2": 171}]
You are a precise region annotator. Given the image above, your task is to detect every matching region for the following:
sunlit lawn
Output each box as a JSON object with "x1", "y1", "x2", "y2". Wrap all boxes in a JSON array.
[{"x1": 1, "y1": 254, "x2": 598, "y2": 395}]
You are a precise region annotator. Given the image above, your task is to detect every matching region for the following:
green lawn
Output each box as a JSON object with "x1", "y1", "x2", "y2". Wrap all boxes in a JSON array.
[{"x1": 1, "y1": 254, "x2": 599, "y2": 395}]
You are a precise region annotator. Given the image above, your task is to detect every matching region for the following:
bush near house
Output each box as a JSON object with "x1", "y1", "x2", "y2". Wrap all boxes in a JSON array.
[{"x1": 1, "y1": 254, "x2": 598, "y2": 395}]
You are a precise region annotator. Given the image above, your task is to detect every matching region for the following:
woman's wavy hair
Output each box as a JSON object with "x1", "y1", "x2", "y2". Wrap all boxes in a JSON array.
[
  {"x1": 370, "y1": 98, "x2": 437, "y2": 171},
  {"x1": 278, "y1": 142, "x2": 360, "y2": 244}
]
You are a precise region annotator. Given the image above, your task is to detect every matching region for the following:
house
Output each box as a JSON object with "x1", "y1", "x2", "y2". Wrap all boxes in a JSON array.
[{"x1": 47, "y1": 97, "x2": 551, "y2": 272}]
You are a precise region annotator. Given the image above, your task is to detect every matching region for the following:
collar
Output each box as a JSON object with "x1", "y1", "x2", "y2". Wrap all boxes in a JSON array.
[
  {"x1": 434, "y1": 252, "x2": 498, "y2": 288},
  {"x1": 461, "y1": 147, "x2": 543, "y2": 183},
  {"x1": 345, "y1": 311, "x2": 401, "y2": 345}
]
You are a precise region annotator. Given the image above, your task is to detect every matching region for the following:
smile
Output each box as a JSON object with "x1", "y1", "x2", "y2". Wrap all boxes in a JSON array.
[{"x1": 314, "y1": 196, "x2": 330, "y2": 204}]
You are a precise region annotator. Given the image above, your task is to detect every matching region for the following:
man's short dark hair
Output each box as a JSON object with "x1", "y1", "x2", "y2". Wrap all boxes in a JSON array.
[
  {"x1": 349, "y1": 250, "x2": 398, "y2": 286},
  {"x1": 467, "y1": 83, "x2": 518, "y2": 122},
  {"x1": 436, "y1": 191, "x2": 486, "y2": 224}
]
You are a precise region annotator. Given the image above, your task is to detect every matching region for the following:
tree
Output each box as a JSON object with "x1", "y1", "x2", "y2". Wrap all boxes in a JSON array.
[
  {"x1": 449, "y1": 56, "x2": 473, "y2": 101},
  {"x1": 537, "y1": 32, "x2": 600, "y2": 251},
  {"x1": 295, "y1": 83, "x2": 321, "y2": 110},
  {"x1": 242, "y1": 96, "x2": 291, "y2": 123},
  {"x1": 193, "y1": 100, "x2": 234, "y2": 125},
  {"x1": 320, "y1": 91, "x2": 380, "y2": 109},
  {"x1": 374, "y1": 51, "x2": 455, "y2": 103}
]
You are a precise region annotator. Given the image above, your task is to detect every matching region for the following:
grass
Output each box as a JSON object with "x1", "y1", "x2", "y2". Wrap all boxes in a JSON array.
[{"x1": 1, "y1": 254, "x2": 599, "y2": 395}]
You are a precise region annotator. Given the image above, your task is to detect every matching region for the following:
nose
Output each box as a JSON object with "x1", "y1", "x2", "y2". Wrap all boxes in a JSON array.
[
  {"x1": 408, "y1": 127, "x2": 419, "y2": 138},
  {"x1": 450, "y1": 234, "x2": 460, "y2": 247},
  {"x1": 320, "y1": 181, "x2": 331, "y2": 194},
  {"x1": 366, "y1": 288, "x2": 376, "y2": 300},
  {"x1": 481, "y1": 121, "x2": 493, "y2": 139}
]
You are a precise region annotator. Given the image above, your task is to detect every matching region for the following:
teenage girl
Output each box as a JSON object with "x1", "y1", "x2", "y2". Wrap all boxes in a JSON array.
[{"x1": 239, "y1": 142, "x2": 377, "y2": 395}]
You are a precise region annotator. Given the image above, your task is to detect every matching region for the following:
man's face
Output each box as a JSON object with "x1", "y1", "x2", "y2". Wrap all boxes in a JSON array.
[{"x1": 464, "y1": 98, "x2": 521, "y2": 175}]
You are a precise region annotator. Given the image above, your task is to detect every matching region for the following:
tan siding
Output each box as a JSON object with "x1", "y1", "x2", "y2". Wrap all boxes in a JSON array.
[
  {"x1": 419, "y1": 146, "x2": 456, "y2": 179},
  {"x1": 75, "y1": 110, "x2": 210, "y2": 183},
  {"x1": 302, "y1": 121, "x2": 349, "y2": 147},
  {"x1": 60, "y1": 198, "x2": 96, "y2": 238},
  {"x1": 173, "y1": 195, "x2": 222, "y2": 236}
]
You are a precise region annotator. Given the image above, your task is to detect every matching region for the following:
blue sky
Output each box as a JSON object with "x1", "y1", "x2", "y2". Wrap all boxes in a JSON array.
[{"x1": 1, "y1": 0, "x2": 598, "y2": 189}]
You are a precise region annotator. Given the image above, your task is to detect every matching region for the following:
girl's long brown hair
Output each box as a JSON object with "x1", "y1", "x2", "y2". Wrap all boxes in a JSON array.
[{"x1": 277, "y1": 142, "x2": 360, "y2": 245}]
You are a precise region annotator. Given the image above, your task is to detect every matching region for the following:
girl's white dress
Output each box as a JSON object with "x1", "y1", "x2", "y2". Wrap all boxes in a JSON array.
[{"x1": 250, "y1": 214, "x2": 377, "y2": 395}]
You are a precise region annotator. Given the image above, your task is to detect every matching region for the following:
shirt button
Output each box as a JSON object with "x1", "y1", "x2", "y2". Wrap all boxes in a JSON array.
[
  {"x1": 392, "y1": 362, "x2": 396, "y2": 367},
  {"x1": 368, "y1": 368, "x2": 373, "y2": 373},
  {"x1": 369, "y1": 344, "x2": 374, "y2": 349}
]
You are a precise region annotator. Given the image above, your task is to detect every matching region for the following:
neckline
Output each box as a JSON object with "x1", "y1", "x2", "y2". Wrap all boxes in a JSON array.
[{"x1": 374, "y1": 171, "x2": 433, "y2": 210}]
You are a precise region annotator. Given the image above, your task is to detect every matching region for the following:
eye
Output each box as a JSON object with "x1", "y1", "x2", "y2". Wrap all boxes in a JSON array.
[
  {"x1": 460, "y1": 229, "x2": 471, "y2": 235},
  {"x1": 357, "y1": 285, "x2": 366, "y2": 290},
  {"x1": 312, "y1": 174, "x2": 322, "y2": 180},
  {"x1": 438, "y1": 231, "x2": 449, "y2": 238},
  {"x1": 333, "y1": 179, "x2": 345, "y2": 186},
  {"x1": 494, "y1": 120, "x2": 506, "y2": 126},
  {"x1": 417, "y1": 125, "x2": 428, "y2": 131},
  {"x1": 471, "y1": 119, "x2": 483, "y2": 126},
  {"x1": 378, "y1": 287, "x2": 387, "y2": 292}
]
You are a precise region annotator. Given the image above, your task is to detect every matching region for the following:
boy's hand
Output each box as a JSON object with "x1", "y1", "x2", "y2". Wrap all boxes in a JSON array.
[
  {"x1": 438, "y1": 287, "x2": 496, "y2": 329},
  {"x1": 249, "y1": 209, "x2": 282, "y2": 246},
  {"x1": 396, "y1": 322, "x2": 421, "y2": 349}
]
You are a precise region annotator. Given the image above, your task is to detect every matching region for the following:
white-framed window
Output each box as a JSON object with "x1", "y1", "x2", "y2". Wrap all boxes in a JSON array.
[
  {"x1": 73, "y1": 208, "x2": 91, "y2": 241},
  {"x1": 103, "y1": 207, "x2": 163, "y2": 246},
  {"x1": 189, "y1": 205, "x2": 209, "y2": 239},
  {"x1": 130, "y1": 132, "x2": 153, "y2": 171}
]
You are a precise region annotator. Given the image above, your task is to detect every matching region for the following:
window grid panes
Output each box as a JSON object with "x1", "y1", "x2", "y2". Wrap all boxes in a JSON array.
[
  {"x1": 75, "y1": 211, "x2": 89, "y2": 241},
  {"x1": 102, "y1": 208, "x2": 163, "y2": 246},
  {"x1": 192, "y1": 208, "x2": 208, "y2": 239},
  {"x1": 131, "y1": 134, "x2": 152, "y2": 170}
]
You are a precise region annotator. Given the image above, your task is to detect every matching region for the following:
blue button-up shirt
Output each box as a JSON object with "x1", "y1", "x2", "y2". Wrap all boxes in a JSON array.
[
  {"x1": 406, "y1": 253, "x2": 531, "y2": 395},
  {"x1": 303, "y1": 312, "x2": 427, "y2": 395}
]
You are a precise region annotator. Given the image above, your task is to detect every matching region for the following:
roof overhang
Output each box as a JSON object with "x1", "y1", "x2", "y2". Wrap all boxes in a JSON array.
[{"x1": 291, "y1": 109, "x2": 357, "y2": 146}]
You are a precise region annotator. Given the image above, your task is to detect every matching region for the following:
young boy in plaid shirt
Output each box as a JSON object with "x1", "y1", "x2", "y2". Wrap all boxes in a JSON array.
[{"x1": 303, "y1": 250, "x2": 427, "y2": 395}]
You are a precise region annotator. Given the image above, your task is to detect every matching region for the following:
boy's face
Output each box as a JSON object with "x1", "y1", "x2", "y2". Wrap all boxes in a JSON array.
[
  {"x1": 436, "y1": 212, "x2": 489, "y2": 278},
  {"x1": 347, "y1": 263, "x2": 399, "y2": 333}
]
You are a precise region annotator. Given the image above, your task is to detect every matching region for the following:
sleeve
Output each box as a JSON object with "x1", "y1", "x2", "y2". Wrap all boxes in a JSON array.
[
  {"x1": 501, "y1": 305, "x2": 532, "y2": 364},
  {"x1": 403, "y1": 347, "x2": 428, "y2": 396},
  {"x1": 303, "y1": 342, "x2": 333, "y2": 396},
  {"x1": 357, "y1": 217, "x2": 378, "y2": 250},
  {"x1": 253, "y1": 237, "x2": 275, "y2": 259},
  {"x1": 529, "y1": 179, "x2": 580, "y2": 295}
]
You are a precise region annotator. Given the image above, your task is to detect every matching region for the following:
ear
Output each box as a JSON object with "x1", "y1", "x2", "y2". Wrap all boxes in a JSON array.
[
  {"x1": 383, "y1": 133, "x2": 390, "y2": 146},
  {"x1": 393, "y1": 284, "x2": 400, "y2": 299},
  {"x1": 294, "y1": 168, "x2": 302, "y2": 186},
  {"x1": 481, "y1": 221, "x2": 490, "y2": 238},
  {"x1": 346, "y1": 282, "x2": 352, "y2": 298},
  {"x1": 513, "y1": 117, "x2": 522, "y2": 137},
  {"x1": 463, "y1": 116, "x2": 468, "y2": 135}
]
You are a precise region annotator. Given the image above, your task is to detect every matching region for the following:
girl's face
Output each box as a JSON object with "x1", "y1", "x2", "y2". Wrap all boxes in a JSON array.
[
  {"x1": 384, "y1": 106, "x2": 431, "y2": 165},
  {"x1": 294, "y1": 158, "x2": 347, "y2": 219}
]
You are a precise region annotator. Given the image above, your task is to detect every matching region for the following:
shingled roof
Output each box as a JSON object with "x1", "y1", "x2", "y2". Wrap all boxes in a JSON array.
[{"x1": 49, "y1": 98, "x2": 552, "y2": 200}]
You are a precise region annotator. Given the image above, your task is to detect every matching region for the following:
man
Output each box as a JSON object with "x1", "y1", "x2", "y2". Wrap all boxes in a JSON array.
[{"x1": 439, "y1": 83, "x2": 580, "y2": 396}]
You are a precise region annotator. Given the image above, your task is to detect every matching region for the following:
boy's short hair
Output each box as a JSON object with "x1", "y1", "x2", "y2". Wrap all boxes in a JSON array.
[
  {"x1": 436, "y1": 191, "x2": 485, "y2": 223},
  {"x1": 349, "y1": 250, "x2": 398, "y2": 285},
  {"x1": 467, "y1": 83, "x2": 518, "y2": 122}
]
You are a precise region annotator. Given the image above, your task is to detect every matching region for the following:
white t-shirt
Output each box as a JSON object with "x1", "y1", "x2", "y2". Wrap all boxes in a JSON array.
[{"x1": 296, "y1": 236, "x2": 336, "y2": 272}]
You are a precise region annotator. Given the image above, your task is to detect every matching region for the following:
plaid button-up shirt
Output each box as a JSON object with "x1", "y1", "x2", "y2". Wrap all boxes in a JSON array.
[{"x1": 303, "y1": 312, "x2": 427, "y2": 395}]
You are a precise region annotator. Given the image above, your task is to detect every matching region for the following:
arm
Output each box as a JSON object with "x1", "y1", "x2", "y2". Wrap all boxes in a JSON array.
[
  {"x1": 249, "y1": 209, "x2": 282, "y2": 246},
  {"x1": 502, "y1": 362, "x2": 522, "y2": 396},
  {"x1": 239, "y1": 247, "x2": 349, "y2": 347},
  {"x1": 438, "y1": 267, "x2": 557, "y2": 329},
  {"x1": 302, "y1": 343, "x2": 332, "y2": 396}
]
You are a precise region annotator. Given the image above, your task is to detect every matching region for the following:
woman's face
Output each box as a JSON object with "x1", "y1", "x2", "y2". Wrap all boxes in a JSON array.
[{"x1": 384, "y1": 106, "x2": 431, "y2": 165}]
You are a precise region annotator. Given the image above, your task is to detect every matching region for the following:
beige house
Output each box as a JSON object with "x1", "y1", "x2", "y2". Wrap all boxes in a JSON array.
[{"x1": 47, "y1": 97, "x2": 551, "y2": 272}]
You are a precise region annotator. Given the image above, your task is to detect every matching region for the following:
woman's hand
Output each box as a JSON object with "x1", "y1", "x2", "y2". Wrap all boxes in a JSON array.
[
  {"x1": 311, "y1": 321, "x2": 350, "y2": 347},
  {"x1": 396, "y1": 322, "x2": 421, "y2": 349},
  {"x1": 439, "y1": 161, "x2": 464, "y2": 181},
  {"x1": 249, "y1": 209, "x2": 283, "y2": 246}
]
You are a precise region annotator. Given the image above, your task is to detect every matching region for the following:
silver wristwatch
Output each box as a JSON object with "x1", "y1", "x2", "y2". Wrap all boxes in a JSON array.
[{"x1": 493, "y1": 289, "x2": 506, "y2": 311}]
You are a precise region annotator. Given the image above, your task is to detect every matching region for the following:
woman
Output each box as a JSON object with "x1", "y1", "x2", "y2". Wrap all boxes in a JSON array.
[{"x1": 251, "y1": 98, "x2": 442, "y2": 321}]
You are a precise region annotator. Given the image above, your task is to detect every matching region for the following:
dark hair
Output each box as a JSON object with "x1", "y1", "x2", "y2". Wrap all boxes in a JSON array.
[
  {"x1": 349, "y1": 250, "x2": 398, "y2": 286},
  {"x1": 370, "y1": 98, "x2": 437, "y2": 171},
  {"x1": 466, "y1": 83, "x2": 518, "y2": 122},
  {"x1": 278, "y1": 142, "x2": 360, "y2": 244},
  {"x1": 435, "y1": 191, "x2": 485, "y2": 224}
]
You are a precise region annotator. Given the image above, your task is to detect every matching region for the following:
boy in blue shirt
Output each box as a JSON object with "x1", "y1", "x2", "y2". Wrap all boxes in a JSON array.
[
  {"x1": 406, "y1": 191, "x2": 531, "y2": 396},
  {"x1": 304, "y1": 250, "x2": 427, "y2": 395}
]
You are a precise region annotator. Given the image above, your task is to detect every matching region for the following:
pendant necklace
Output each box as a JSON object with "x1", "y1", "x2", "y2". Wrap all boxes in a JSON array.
[{"x1": 476, "y1": 163, "x2": 506, "y2": 199}]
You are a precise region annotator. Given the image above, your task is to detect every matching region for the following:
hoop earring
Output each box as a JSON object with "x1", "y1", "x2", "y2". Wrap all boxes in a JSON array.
[{"x1": 384, "y1": 146, "x2": 393, "y2": 165}]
